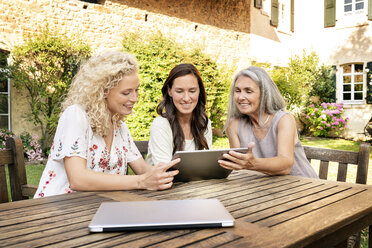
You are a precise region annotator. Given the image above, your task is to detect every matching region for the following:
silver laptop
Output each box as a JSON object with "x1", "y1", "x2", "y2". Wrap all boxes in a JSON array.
[
  {"x1": 88, "y1": 199, "x2": 234, "y2": 232},
  {"x1": 171, "y1": 148, "x2": 248, "y2": 182}
]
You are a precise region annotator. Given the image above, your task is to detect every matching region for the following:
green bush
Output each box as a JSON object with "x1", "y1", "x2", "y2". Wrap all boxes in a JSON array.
[
  {"x1": 302, "y1": 103, "x2": 348, "y2": 137},
  {"x1": 121, "y1": 32, "x2": 232, "y2": 140},
  {"x1": 255, "y1": 52, "x2": 336, "y2": 120},
  {"x1": 0, "y1": 129, "x2": 43, "y2": 161},
  {"x1": 309, "y1": 65, "x2": 336, "y2": 103},
  {"x1": 20, "y1": 132, "x2": 43, "y2": 161},
  {"x1": 0, "y1": 129, "x2": 15, "y2": 149},
  {"x1": 271, "y1": 51, "x2": 320, "y2": 111},
  {"x1": 8, "y1": 25, "x2": 91, "y2": 151}
]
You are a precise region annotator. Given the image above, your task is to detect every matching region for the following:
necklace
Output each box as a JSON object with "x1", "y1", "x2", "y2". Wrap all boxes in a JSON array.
[{"x1": 253, "y1": 115, "x2": 270, "y2": 129}]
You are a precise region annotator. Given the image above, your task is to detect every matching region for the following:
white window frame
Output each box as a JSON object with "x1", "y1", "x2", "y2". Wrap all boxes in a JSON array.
[
  {"x1": 336, "y1": 0, "x2": 367, "y2": 28},
  {"x1": 277, "y1": 0, "x2": 291, "y2": 33},
  {"x1": 262, "y1": 0, "x2": 291, "y2": 33},
  {"x1": 340, "y1": 63, "x2": 365, "y2": 104},
  {"x1": 0, "y1": 54, "x2": 11, "y2": 131},
  {"x1": 343, "y1": 0, "x2": 365, "y2": 16}
]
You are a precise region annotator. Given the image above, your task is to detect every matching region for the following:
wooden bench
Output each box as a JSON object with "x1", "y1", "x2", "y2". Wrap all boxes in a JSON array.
[
  {"x1": 0, "y1": 137, "x2": 37, "y2": 203},
  {"x1": 303, "y1": 143, "x2": 370, "y2": 184},
  {"x1": 303, "y1": 142, "x2": 371, "y2": 248},
  {"x1": 134, "y1": 140, "x2": 149, "y2": 158}
]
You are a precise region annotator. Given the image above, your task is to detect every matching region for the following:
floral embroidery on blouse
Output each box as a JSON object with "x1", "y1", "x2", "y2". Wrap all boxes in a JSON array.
[
  {"x1": 55, "y1": 140, "x2": 63, "y2": 157},
  {"x1": 38, "y1": 170, "x2": 57, "y2": 198},
  {"x1": 89, "y1": 144, "x2": 98, "y2": 169},
  {"x1": 64, "y1": 186, "x2": 73, "y2": 194},
  {"x1": 114, "y1": 147, "x2": 127, "y2": 175},
  {"x1": 99, "y1": 148, "x2": 110, "y2": 172},
  {"x1": 70, "y1": 138, "x2": 80, "y2": 155}
]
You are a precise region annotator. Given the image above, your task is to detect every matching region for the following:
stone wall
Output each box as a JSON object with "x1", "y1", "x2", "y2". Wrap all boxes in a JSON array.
[
  {"x1": 0, "y1": 0, "x2": 253, "y2": 136},
  {"x1": 0, "y1": 0, "x2": 252, "y2": 66}
]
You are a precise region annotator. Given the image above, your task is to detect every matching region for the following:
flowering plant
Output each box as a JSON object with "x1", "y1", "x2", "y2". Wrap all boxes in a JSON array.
[
  {"x1": 302, "y1": 102, "x2": 348, "y2": 137},
  {"x1": 0, "y1": 130, "x2": 43, "y2": 161},
  {"x1": 0, "y1": 129, "x2": 15, "y2": 149},
  {"x1": 20, "y1": 132, "x2": 43, "y2": 161}
]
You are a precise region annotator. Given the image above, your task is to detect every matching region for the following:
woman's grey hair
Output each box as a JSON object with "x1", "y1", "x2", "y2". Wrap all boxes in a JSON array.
[{"x1": 224, "y1": 66, "x2": 286, "y2": 130}]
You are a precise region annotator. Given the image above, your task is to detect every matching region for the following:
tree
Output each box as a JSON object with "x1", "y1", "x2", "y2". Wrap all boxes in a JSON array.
[{"x1": 8, "y1": 27, "x2": 91, "y2": 151}]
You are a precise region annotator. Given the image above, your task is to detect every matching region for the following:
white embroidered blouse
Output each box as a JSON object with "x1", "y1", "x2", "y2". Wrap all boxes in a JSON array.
[{"x1": 34, "y1": 104, "x2": 141, "y2": 198}]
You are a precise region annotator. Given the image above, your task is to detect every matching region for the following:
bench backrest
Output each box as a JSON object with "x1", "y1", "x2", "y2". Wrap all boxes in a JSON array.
[
  {"x1": 134, "y1": 140, "x2": 149, "y2": 158},
  {"x1": 133, "y1": 140, "x2": 370, "y2": 184},
  {"x1": 303, "y1": 142, "x2": 370, "y2": 184},
  {"x1": 0, "y1": 137, "x2": 37, "y2": 203}
]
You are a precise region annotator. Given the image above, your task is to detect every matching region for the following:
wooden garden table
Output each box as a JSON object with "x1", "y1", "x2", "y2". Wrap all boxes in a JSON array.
[{"x1": 1, "y1": 170, "x2": 372, "y2": 247}]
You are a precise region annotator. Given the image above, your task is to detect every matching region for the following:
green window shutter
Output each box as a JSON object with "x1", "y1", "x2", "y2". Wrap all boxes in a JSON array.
[
  {"x1": 366, "y1": 62, "x2": 372, "y2": 104},
  {"x1": 271, "y1": 0, "x2": 279, "y2": 27},
  {"x1": 369, "y1": 0, "x2": 372, "y2": 20},
  {"x1": 291, "y1": 0, "x2": 294, "y2": 32},
  {"x1": 255, "y1": 0, "x2": 262, "y2": 9},
  {"x1": 324, "y1": 0, "x2": 336, "y2": 28}
]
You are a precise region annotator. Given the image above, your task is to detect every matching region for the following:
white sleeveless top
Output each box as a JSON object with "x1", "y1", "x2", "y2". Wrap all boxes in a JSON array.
[{"x1": 238, "y1": 111, "x2": 318, "y2": 178}]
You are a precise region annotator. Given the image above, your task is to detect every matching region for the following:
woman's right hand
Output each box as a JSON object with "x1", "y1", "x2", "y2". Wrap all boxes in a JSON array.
[
  {"x1": 218, "y1": 142, "x2": 256, "y2": 170},
  {"x1": 138, "y1": 158, "x2": 180, "y2": 190}
]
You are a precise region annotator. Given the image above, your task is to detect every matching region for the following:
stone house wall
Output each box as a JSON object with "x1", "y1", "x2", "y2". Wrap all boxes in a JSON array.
[{"x1": 0, "y1": 0, "x2": 255, "y2": 137}]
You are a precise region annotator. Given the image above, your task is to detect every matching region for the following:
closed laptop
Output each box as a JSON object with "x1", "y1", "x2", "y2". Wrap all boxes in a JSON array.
[{"x1": 88, "y1": 199, "x2": 235, "y2": 232}]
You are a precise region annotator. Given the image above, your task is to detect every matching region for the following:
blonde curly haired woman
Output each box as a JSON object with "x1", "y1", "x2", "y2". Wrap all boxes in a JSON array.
[{"x1": 34, "y1": 50, "x2": 179, "y2": 198}]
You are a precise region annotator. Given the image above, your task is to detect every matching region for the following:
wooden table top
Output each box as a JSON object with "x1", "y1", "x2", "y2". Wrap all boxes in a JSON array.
[{"x1": 1, "y1": 170, "x2": 372, "y2": 248}]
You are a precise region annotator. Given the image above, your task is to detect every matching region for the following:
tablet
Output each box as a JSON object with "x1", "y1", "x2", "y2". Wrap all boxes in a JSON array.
[{"x1": 171, "y1": 148, "x2": 248, "y2": 182}]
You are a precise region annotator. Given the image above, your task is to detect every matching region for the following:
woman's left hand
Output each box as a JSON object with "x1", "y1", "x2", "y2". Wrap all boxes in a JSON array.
[{"x1": 218, "y1": 142, "x2": 256, "y2": 170}]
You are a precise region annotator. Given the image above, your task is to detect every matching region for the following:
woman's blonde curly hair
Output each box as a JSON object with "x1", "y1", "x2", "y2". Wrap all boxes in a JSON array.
[{"x1": 62, "y1": 49, "x2": 138, "y2": 137}]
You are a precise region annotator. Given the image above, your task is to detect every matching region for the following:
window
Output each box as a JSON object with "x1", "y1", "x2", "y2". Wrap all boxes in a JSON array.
[
  {"x1": 341, "y1": 63, "x2": 364, "y2": 103},
  {"x1": 270, "y1": 0, "x2": 293, "y2": 33},
  {"x1": 278, "y1": 0, "x2": 291, "y2": 32},
  {"x1": 344, "y1": 0, "x2": 364, "y2": 15},
  {"x1": 0, "y1": 51, "x2": 10, "y2": 130}
]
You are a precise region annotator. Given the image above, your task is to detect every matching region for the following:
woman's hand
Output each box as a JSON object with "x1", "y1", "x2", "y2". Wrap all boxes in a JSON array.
[
  {"x1": 138, "y1": 158, "x2": 180, "y2": 190},
  {"x1": 218, "y1": 142, "x2": 256, "y2": 170}
]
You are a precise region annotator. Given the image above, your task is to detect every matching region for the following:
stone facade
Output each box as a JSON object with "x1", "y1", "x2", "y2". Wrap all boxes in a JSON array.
[
  {"x1": 1, "y1": 0, "x2": 371, "y2": 140},
  {"x1": 1, "y1": 0, "x2": 256, "y2": 137}
]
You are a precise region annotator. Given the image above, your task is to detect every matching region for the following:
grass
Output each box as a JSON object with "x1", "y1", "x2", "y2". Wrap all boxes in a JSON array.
[{"x1": 5, "y1": 164, "x2": 45, "y2": 200}]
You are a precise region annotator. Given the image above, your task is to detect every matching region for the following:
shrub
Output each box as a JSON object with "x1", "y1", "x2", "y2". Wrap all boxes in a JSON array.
[
  {"x1": 254, "y1": 51, "x2": 335, "y2": 114},
  {"x1": 8, "y1": 25, "x2": 91, "y2": 152},
  {"x1": 121, "y1": 32, "x2": 232, "y2": 140},
  {"x1": 308, "y1": 65, "x2": 336, "y2": 104},
  {"x1": 20, "y1": 132, "x2": 43, "y2": 161},
  {"x1": 0, "y1": 129, "x2": 15, "y2": 149},
  {"x1": 302, "y1": 103, "x2": 348, "y2": 137},
  {"x1": 0, "y1": 130, "x2": 43, "y2": 161}
]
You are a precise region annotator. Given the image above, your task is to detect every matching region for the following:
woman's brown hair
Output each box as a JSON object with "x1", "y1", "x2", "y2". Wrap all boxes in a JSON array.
[{"x1": 156, "y1": 63, "x2": 209, "y2": 154}]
